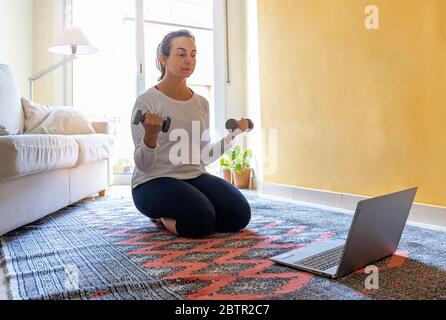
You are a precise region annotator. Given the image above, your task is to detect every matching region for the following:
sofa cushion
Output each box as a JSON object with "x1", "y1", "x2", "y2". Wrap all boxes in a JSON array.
[
  {"x1": 91, "y1": 121, "x2": 111, "y2": 134},
  {"x1": 0, "y1": 135, "x2": 78, "y2": 181},
  {"x1": 21, "y1": 97, "x2": 96, "y2": 135},
  {"x1": 70, "y1": 134, "x2": 114, "y2": 167},
  {"x1": 0, "y1": 64, "x2": 24, "y2": 134}
]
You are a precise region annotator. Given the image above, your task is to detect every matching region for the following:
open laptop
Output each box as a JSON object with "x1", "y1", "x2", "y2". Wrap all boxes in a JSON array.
[{"x1": 270, "y1": 187, "x2": 418, "y2": 279}]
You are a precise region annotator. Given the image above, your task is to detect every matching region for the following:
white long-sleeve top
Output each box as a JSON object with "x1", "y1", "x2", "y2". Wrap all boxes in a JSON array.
[{"x1": 131, "y1": 87, "x2": 237, "y2": 189}]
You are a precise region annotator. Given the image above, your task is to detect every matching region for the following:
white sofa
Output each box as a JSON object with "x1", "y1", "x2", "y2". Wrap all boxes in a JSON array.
[{"x1": 0, "y1": 64, "x2": 114, "y2": 236}]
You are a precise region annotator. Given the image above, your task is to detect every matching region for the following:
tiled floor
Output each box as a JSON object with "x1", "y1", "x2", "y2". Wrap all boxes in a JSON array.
[{"x1": 108, "y1": 184, "x2": 132, "y2": 198}]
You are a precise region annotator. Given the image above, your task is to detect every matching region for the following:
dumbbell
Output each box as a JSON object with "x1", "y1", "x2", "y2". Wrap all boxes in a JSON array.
[
  {"x1": 225, "y1": 118, "x2": 254, "y2": 131},
  {"x1": 132, "y1": 109, "x2": 171, "y2": 133}
]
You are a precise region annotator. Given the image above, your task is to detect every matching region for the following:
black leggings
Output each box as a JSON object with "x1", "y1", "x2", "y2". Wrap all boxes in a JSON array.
[{"x1": 132, "y1": 173, "x2": 251, "y2": 238}]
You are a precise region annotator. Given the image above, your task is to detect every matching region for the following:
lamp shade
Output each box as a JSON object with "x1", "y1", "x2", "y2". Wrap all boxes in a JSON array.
[{"x1": 48, "y1": 26, "x2": 98, "y2": 55}]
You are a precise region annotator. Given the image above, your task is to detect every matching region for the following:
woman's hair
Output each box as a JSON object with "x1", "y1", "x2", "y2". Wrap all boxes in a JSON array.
[{"x1": 156, "y1": 29, "x2": 195, "y2": 81}]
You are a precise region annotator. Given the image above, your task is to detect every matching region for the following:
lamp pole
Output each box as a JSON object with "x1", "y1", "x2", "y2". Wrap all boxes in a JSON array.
[{"x1": 28, "y1": 55, "x2": 77, "y2": 100}]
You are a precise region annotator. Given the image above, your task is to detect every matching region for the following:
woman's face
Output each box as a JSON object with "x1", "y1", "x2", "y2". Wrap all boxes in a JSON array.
[{"x1": 162, "y1": 36, "x2": 197, "y2": 79}]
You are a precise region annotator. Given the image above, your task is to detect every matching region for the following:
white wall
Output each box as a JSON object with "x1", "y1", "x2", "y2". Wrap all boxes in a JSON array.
[
  {"x1": 245, "y1": 0, "x2": 262, "y2": 186},
  {"x1": 0, "y1": 0, "x2": 34, "y2": 96},
  {"x1": 33, "y1": 0, "x2": 55, "y2": 105},
  {"x1": 213, "y1": 0, "x2": 247, "y2": 138},
  {"x1": 225, "y1": 0, "x2": 247, "y2": 121}
]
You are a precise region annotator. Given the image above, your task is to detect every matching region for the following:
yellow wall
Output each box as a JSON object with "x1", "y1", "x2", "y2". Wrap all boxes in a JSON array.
[
  {"x1": 0, "y1": 0, "x2": 34, "y2": 96},
  {"x1": 0, "y1": 0, "x2": 55, "y2": 104},
  {"x1": 33, "y1": 0, "x2": 54, "y2": 105},
  {"x1": 257, "y1": 0, "x2": 446, "y2": 207}
]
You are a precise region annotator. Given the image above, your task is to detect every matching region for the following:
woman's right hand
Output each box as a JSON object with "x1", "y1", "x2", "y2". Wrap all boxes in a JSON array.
[{"x1": 143, "y1": 111, "x2": 164, "y2": 149}]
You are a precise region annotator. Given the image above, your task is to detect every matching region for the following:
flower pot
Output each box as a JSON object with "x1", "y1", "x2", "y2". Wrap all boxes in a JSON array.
[
  {"x1": 123, "y1": 166, "x2": 132, "y2": 173},
  {"x1": 113, "y1": 167, "x2": 124, "y2": 174},
  {"x1": 233, "y1": 168, "x2": 251, "y2": 189},
  {"x1": 222, "y1": 169, "x2": 232, "y2": 184},
  {"x1": 114, "y1": 166, "x2": 132, "y2": 174}
]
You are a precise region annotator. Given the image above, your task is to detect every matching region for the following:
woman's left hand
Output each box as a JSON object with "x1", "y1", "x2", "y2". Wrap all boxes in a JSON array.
[{"x1": 238, "y1": 118, "x2": 250, "y2": 132}]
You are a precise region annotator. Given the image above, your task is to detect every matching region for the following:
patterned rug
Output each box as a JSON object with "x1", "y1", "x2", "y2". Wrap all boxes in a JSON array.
[{"x1": 1, "y1": 191, "x2": 446, "y2": 300}]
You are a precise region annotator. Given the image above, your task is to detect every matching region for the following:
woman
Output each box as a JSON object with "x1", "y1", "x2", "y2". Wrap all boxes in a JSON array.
[{"x1": 131, "y1": 29, "x2": 252, "y2": 238}]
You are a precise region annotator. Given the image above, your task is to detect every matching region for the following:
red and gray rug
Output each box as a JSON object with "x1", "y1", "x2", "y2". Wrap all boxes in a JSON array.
[{"x1": 1, "y1": 192, "x2": 445, "y2": 300}]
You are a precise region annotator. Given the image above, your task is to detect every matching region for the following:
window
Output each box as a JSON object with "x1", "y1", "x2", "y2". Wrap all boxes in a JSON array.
[
  {"x1": 141, "y1": 0, "x2": 215, "y2": 142},
  {"x1": 72, "y1": 0, "x2": 216, "y2": 183}
]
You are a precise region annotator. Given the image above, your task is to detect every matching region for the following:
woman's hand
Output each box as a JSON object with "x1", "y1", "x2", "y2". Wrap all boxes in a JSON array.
[
  {"x1": 238, "y1": 118, "x2": 250, "y2": 132},
  {"x1": 143, "y1": 111, "x2": 164, "y2": 148}
]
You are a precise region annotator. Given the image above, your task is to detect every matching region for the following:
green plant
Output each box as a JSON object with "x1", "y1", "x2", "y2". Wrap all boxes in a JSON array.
[
  {"x1": 219, "y1": 150, "x2": 232, "y2": 171},
  {"x1": 230, "y1": 146, "x2": 252, "y2": 173},
  {"x1": 114, "y1": 158, "x2": 130, "y2": 168},
  {"x1": 219, "y1": 146, "x2": 253, "y2": 173}
]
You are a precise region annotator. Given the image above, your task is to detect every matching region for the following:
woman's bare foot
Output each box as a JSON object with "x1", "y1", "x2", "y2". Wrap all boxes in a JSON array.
[
  {"x1": 150, "y1": 218, "x2": 178, "y2": 235},
  {"x1": 160, "y1": 218, "x2": 179, "y2": 235}
]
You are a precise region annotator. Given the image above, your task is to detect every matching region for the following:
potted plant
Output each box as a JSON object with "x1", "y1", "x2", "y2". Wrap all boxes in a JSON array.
[
  {"x1": 114, "y1": 158, "x2": 132, "y2": 174},
  {"x1": 231, "y1": 146, "x2": 252, "y2": 189},
  {"x1": 219, "y1": 150, "x2": 233, "y2": 184}
]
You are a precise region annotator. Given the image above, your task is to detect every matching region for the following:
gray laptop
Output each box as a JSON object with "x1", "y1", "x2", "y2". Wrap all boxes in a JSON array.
[{"x1": 270, "y1": 187, "x2": 417, "y2": 279}]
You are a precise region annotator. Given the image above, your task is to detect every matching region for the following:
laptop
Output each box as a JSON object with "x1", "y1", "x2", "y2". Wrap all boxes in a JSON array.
[{"x1": 270, "y1": 187, "x2": 418, "y2": 279}]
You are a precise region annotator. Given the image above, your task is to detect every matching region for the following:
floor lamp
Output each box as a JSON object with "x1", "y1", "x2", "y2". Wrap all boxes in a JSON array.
[{"x1": 29, "y1": 26, "x2": 97, "y2": 100}]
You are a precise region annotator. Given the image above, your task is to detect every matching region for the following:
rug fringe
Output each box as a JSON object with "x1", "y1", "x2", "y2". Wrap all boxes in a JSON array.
[
  {"x1": 0, "y1": 239, "x2": 13, "y2": 300},
  {"x1": 0, "y1": 245, "x2": 4, "y2": 267},
  {"x1": 1, "y1": 261, "x2": 14, "y2": 300},
  {"x1": 7, "y1": 285, "x2": 14, "y2": 300}
]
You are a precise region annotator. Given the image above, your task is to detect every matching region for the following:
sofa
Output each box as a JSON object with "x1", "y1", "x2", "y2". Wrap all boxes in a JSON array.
[{"x1": 0, "y1": 64, "x2": 114, "y2": 236}]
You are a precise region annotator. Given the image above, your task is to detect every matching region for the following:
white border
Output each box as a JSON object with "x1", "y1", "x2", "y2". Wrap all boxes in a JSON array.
[{"x1": 256, "y1": 181, "x2": 446, "y2": 229}]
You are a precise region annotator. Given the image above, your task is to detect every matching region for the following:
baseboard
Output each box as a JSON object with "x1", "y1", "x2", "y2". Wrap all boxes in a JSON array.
[
  {"x1": 256, "y1": 181, "x2": 446, "y2": 228},
  {"x1": 112, "y1": 173, "x2": 132, "y2": 185}
]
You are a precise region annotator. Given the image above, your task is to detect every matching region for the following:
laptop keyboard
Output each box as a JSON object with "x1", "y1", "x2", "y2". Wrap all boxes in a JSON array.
[{"x1": 295, "y1": 245, "x2": 344, "y2": 271}]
